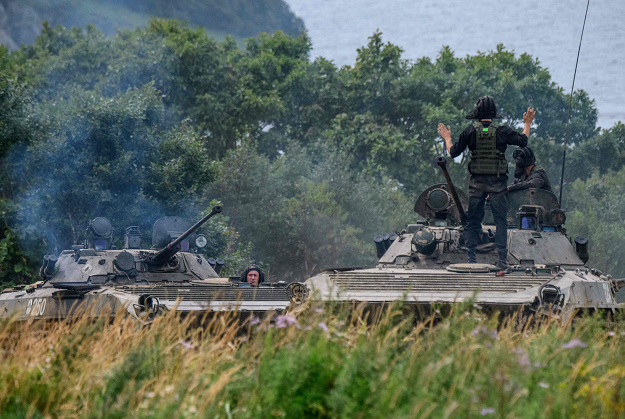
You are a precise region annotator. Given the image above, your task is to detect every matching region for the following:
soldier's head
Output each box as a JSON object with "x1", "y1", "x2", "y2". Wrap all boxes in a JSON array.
[
  {"x1": 513, "y1": 146, "x2": 536, "y2": 178},
  {"x1": 241, "y1": 264, "x2": 265, "y2": 286},
  {"x1": 466, "y1": 96, "x2": 502, "y2": 120}
]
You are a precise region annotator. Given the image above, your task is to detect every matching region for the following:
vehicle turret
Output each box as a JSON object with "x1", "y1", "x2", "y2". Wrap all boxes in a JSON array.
[
  {"x1": 147, "y1": 206, "x2": 222, "y2": 265},
  {"x1": 304, "y1": 156, "x2": 619, "y2": 320}
]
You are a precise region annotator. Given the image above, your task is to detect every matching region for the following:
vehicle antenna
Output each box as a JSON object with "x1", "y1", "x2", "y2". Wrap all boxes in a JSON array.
[{"x1": 559, "y1": 0, "x2": 591, "y2": 207}]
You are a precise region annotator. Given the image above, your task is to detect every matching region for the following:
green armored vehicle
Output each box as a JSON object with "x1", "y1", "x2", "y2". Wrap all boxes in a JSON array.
[
  {"x1": 305, "y1": 157, "x2": 623, "y2": 320},
  {"x1": 0, "y1": 206, "x2": 305, "y2": 323}
]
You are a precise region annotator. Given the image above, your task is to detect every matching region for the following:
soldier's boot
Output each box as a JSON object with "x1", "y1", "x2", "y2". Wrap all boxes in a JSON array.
[
  {"x1": 467, "y1": 248, "x2": 477, "y2": 264},
  {"x1": 496, "y1": 249, "x2": 511, "y2": 272},
  {"x1": 496, "y1": 259, "x2": 511, "y2": 271}
]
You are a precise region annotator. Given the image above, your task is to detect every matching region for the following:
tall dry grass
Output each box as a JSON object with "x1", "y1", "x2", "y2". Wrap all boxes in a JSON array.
[{"x1": 1, "y1": 303, "x2": 624, "y2": 418}]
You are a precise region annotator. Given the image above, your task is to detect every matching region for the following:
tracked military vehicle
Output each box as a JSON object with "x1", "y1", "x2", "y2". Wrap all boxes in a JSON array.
[
  {"x1": 305, "y1": 157, "x2": 624, "y2": 320},
  {"x1": 0, "y1": 206, "x2": 305, "y2": 323}
]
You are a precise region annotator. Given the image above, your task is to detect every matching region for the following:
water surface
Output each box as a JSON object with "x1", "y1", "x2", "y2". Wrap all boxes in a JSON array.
[{"x1": 286, "y1": 0, "x2": 624, "y2": 129}]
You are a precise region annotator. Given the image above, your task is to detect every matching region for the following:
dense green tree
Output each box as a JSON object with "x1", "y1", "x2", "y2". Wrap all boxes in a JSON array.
[
  {"x1": 207, "y1": 144, "x2": 412, "y2": 279},
  {"x1": 5, "y1": 85, "x2": 215, "y2": 262},
  {"x1": 0, "y1": 23, "x2": 622, "y2": 284},
  {"x1": 567, "y1": 167, "x2": 625, "y2": 277}
]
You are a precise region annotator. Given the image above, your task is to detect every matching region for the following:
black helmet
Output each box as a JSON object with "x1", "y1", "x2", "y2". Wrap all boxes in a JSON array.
[
  {"x1": 240, "y1": 264, "x2": 265, "y2": 284},
  {"x1": 513, "y1": 146, "x2": 536, "y2": 168},
  {"x1": 465, "y1": 96, "x2": 503, "y2": 120}
]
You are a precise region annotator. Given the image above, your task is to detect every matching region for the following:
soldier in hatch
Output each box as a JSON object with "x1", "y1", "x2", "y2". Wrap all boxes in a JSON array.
[
  {"x1": 241, "y1": 264, "x2": 265, "y2": 287},
  {"x1": 438, "y1": 96, "x2": 536, "y2": 270},
  {"x1": 507, "y1": 146, "x2": 552, "y2": 192}
]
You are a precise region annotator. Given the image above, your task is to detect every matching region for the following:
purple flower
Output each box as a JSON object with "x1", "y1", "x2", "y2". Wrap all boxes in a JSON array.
[
  {"x1": 512, "y1": 348, "x2": 531, "y2": 367},
  {"x1": 177, "y1": 340, "x2": 194, "y2": 350},
  {"x1": 471, "y1": 326, "x2": 499, "y2": 340},
  {"x1": 480, "y1": 407, "x2": 495, "y2": 415},
  {"x1": 315, "y1": 308, "x2": 323, "y2": 313},
  {"x1": 471, "y1": 326, "x2": 487, "y2": 336},
  {"x1": 518, "y1": 353, "x2": 531, "y2": 367},
  {"x1": 275, "y1": 315, "x2": 298, "y2": 328},
  {"x1": 250, "y1": 316, "x2": 261, "y2": 325},
  {"x1": 318, "y1": 322, "x2": 329, "y2": 332},
  {"x1": 562, "y1": 338, "x2": 588, "y2": 349}
]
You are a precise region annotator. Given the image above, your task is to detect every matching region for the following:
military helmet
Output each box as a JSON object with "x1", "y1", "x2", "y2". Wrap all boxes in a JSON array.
[
  {"x1": 513, "y1": 146, "x2": 536, "y2": 168},
  {"x1": 241, "y1": 264, "x2": 265, "y2": 283},
  {"x1": 465, "y1": 96, "x2": 503, "y2": 120}
]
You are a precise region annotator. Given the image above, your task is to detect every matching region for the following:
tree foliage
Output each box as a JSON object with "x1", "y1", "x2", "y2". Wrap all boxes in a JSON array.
[{"x1": 0, "y1": 20, "x2": 623, "y2": 284}]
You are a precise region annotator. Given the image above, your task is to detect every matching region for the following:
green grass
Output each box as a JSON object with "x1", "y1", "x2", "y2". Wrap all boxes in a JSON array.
[{"x1": 1, "y1": 304, "x2": 625, "y2": 418}]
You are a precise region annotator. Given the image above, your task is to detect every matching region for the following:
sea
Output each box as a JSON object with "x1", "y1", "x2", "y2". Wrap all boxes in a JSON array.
[{"x1": 285, "y1": 0, "x2": 624, "y2": 129}]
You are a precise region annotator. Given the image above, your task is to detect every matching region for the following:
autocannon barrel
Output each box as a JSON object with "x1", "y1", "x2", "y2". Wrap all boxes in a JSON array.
[
  {"x1": 435, "y1": 156, "x2": 467, "y2": 226},
  {"x1": 148, "y1": 206, "x2": 222, "y2": 265}
]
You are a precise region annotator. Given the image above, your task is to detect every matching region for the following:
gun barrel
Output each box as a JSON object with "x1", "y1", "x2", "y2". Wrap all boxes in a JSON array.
[
  {"x1": 435, "y1": 157, "x2": 467, "y2": 226},
  {"x1": 149, "y1": 206, "x2": 222, "y2": 265}
]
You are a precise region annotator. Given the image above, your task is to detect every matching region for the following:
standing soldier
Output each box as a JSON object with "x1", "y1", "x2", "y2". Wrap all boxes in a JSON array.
[{"x1": 438, "y1": 96, "x2": 536, "y2": 270}]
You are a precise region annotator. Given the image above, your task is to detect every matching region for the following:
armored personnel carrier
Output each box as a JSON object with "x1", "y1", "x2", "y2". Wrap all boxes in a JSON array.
[
  {"x1": 0, "y1": 206, "x2": 305, "y2": 323},
  {"x1": 305, "y1": 157, "x2": 624, "y2": 320}
]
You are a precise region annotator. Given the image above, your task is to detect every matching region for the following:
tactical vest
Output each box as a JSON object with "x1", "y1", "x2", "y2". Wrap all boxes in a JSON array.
[{"x1": 468, "y1": 122, "x2": 507, "y2": 176}]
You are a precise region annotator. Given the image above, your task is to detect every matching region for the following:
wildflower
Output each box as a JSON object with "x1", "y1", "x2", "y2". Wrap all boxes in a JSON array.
[
  {"x1": 480, "y1": 407, "x2": 495, "y2": 415},
  {"x1": 471, "y1": 326, "x2": 487, "y2": 336},
  {"x1": 177, "y1": 340, "x2": 194, "y2": 350},
  {"x1": 608, "y1": 331, "x2": 616, "y2": 337},
  {"x1": 164, "y1": 385, "x2": 175, "y2": 394},
  {"x1": 512, "y1": 348, "x2": 531, "y2": 367},
  {"x1": 45, "y1": 357, "x2": 51, "y2": 363},
  {"x1": 250, "y1": 316, "x2": 261, "y2": 326},
  {"x1": 240, "y1": 336, "x2": 248, "y2": 342},
  {"x1": 315, "y1": 308, "x2": 323, "y2": 313},
  {"x1": 562, "y1": 338, "x2": 587, "y2": 349},
  {"x1": 538, "y1": 382, "x2": 549, "y2": 388},
  {"x1": 275, "y1": 315, "x2": 298, "y2": 328},
  {"x1": 534, "y1": 361, "x2": 543, "y2": 368},
  {"x1": 518, "y1": 353, "x2": 531, "y2": 367},
  {"x1": 318, "y1": 322, "x2": 329, "y2": 332}
]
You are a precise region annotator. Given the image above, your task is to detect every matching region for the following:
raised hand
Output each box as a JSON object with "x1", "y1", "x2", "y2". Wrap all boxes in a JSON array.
[
  {"x1": 437, "y1": 123, "x2": 452, "y2": 142},
  {"x1": 523, "y1": 107, "x2": 536, "y2": 124}
]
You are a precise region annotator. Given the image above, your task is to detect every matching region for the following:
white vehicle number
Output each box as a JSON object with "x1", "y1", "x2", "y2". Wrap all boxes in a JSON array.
[{"x1": 25, "y1": 298, "x2": 47, "y2": 317}]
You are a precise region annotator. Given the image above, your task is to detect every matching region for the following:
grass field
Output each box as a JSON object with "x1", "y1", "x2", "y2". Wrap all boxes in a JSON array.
[{"x1": 1, "y1": 304, "x2": 624, "y2": 418}]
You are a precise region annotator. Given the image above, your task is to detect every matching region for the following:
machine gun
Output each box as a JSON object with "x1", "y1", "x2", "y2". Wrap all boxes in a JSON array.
[
  {"x1": 147, "y1": 206, "x2": 222, "y2": 266},
  {"x1": 435, "y1": 156, "x2": 467, "y2": 226}
]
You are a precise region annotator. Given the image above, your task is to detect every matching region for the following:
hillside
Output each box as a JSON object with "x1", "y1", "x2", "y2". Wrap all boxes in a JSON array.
[{"x1": 0, "y1": 0, "x2": 304, "y2": 49}]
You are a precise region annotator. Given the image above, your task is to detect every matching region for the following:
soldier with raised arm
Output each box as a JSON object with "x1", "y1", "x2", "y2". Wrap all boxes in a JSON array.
[{"x1": 438, "y1": 96, "x2": 535, "y2": 270}]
